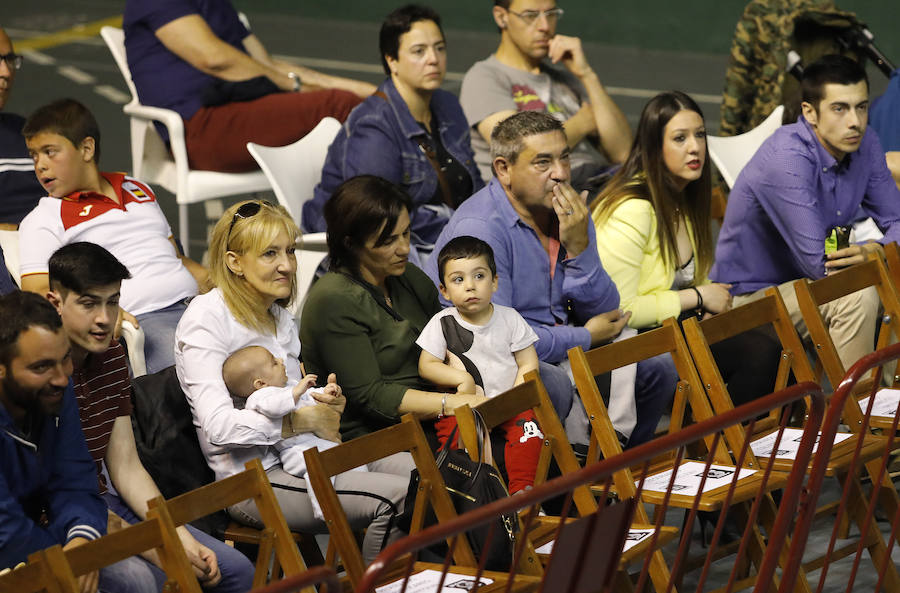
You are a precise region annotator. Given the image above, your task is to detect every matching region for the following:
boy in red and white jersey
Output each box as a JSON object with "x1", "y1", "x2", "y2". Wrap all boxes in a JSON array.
[{"x1": 18, "y1": 98, "x2": 208, "y2": 373}]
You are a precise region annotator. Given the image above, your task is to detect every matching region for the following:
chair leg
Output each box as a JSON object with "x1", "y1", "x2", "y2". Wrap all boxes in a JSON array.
[
  {"x1": 841, "y1": 474, "x2": 900, "y2": 592},
  {"x1": 179, "y1": 203, "x2": 190, "y2": 258}
]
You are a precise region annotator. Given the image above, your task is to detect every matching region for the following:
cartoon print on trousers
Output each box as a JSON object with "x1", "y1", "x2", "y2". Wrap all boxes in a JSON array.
[{"x1": 517, "y1": 418, "x2": 544, "y2": 443}]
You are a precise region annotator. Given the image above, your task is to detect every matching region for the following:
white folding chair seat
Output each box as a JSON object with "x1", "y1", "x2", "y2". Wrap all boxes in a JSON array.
[
  {"x1": 247, "y1": 118, "x2": 340, "y2": 316},
  {"x1": 246, "y1": 117, "x2": 341, "y2": 224},
  {"x1": 707, "y1": 105, "x2": 784, "y2": 188}
]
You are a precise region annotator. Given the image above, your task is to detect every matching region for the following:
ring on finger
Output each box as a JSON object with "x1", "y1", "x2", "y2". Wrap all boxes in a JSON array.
[{"x1": 565, "y1": 209, "x2": 574, "y2": 215}]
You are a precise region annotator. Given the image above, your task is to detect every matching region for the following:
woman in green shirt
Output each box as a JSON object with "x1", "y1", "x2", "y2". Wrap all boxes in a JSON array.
[{"x1": 300, "y1": 175, "x2": 483, "y2": 441}]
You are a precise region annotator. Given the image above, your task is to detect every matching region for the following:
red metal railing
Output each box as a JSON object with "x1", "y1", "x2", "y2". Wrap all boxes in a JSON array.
[
  {"x1": 356, "y1": 382, "x2": 826, "y2": 593},
  {"x1": 247, "y1": 565, "x2": 340, "y2": 593},
  {"x1": 776, "y1": 342, "x2": 900, "y2": 593}
]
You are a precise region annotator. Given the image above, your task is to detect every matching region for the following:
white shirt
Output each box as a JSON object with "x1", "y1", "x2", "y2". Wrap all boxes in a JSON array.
[
  {"x1": 416, "y1": 304, "x2": 537, "y2": 398},
  {"x1": 175, "y1": 289, "x2": 301, "y2": 480},
  {"x1": 18, "y1": 173, "x2": 197, "y2": 316},
  {"x1": 245, "y1": 384, "x2": 335, "y2": 478}
]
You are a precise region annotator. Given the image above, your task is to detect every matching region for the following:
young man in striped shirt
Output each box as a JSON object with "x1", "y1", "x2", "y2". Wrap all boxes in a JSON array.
[{"x1": 47, "y1": 242, "x2": 253, "y2": 593}]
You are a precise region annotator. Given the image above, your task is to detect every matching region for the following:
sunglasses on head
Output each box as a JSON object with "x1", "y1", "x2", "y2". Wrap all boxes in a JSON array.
[{"x1": 227, "y1": 200, "x2": 274, "y2": 240}]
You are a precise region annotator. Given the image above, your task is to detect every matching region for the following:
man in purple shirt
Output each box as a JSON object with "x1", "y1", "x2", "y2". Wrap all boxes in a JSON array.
[
  {"x1": 426, "y1": 111, "x2": 676, "y2": 446},
  {"x1": 713, "y1": 55, "x2": 900, "y2": 369}
]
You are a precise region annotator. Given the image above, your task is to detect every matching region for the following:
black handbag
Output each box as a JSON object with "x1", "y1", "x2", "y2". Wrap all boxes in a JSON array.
[{"x1": 398, "y1": 412, "x2": 518, "y2": 571}]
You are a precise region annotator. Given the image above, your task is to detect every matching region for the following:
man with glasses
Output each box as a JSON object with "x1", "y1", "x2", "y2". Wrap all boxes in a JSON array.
[
  {"x1": 460, "y1": 1, "x2": 631, "y2": 192},
  {"x1": 0, "y1": 26, "x2": 43, "y2": 230}
]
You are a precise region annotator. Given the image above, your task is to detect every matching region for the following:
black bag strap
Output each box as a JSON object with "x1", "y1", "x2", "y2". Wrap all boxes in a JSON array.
[
  {"x1": 372, "y1": 90, "x2": 456, "y2": 209},
  {"x1": 435, "y1": 409, "x2": 489, "y2": 480}
]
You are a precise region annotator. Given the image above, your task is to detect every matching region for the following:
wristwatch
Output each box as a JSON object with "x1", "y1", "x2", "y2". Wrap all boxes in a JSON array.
[{"x1": 287, "y1": 71, "x2": 301, "y2": 92}]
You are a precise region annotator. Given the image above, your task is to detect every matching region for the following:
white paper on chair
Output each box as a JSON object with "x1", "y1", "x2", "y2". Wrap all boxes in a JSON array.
[
  {"x1": 533, "y1": 527, "x2": 657, "y2": 556},
  {"x1": 376, "y1": 570, "x2": 494, "y2": 593},
  {"x1": 859, "y1": 388, "x2": 900, "y2": 418},
  {"x1": 749, "y1": 428, "x2": 852, "y2": 460},
  {"x1": 639, "y1": 462, "x2": 756, "y2": 496}
]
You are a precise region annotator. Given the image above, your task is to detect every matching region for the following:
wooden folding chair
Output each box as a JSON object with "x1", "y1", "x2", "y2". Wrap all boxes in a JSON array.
[
  {"x1": 454, "y1": 373, "x2": 678, "y2": 591},
  {"x1": 794, "y1": 253, "x2": 900, "y2": 430},
  {"x1": 569, "y1": 318, "x2": 795, "y2": 593},
  {"x1": 147, "y1": 458, "x2": 308, "y2": 590},
  {"x1": 682, "y1": 289, "x2": 900, "y2": 590},
  {"x1": 303, "y1": 414, "x2": 541, "y2": 592},
  {"x1": 0, "y1": 546, "x2": 74, "y2": 593},
  {"x1": 883, "y1": 241, "x2": 900, "y2": 294},
  {"x1": 31, "y1": 513, "x2": 201, "y2": 593}
]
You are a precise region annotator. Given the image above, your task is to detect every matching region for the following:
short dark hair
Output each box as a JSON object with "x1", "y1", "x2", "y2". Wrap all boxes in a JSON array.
[
  {"x1": 437, "y1": 236, "x2": 497, "y2": 283},
  {"x1": 801, "y1": 54, "x2": 868, "y2": 110},
  {"x1": 324, "y1": 175, "x2": 413, "y2": 271},
  {"x1": 379, "y1": 4, "x2": 444, "y2": 76},
  {"x1": 23, "y1": 98, "x2": 102, "y2": 163},
  {"x1": 490, "y1": 111, "x2": 565, "y2": 167},
  {"x1": 0, "y1": 291, "x2": 63, "y2": 368},
  {"x1": 494, "y1": 0, "x2": 511, "y2": 8},
  {"x1": 48, "y1": 242, "x2": 131, "y2": 296}
]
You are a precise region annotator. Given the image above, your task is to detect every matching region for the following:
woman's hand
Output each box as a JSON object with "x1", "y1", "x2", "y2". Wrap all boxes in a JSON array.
[
  {"x1": 288, "y1": 405, "x2": 342, "y2": 442},
  {"x1": 698, "y1": 283, "x2": 733, "y2": 314},
  {"x1": 309, "y1": 373, "x2": 346, "y2": 415},
  {"x1": 447, "y1": 392, "x2": 487, "y2": 415}
]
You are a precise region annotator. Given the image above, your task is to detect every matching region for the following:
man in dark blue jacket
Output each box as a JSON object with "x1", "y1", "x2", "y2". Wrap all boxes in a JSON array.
[{"x1": 0, "y1": 291, "x2": 106, "y2": 587}]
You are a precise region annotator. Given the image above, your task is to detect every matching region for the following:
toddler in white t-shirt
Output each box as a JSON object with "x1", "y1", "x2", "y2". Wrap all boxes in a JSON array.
[{"x1": 416, "y1": 236, "x2": 543, "y2": 492}]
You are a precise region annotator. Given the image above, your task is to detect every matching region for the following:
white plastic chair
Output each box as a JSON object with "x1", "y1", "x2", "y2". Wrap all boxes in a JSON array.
[
  {"x1": 247, "y1": 119, "x2": 340, "y2": 315},
  {"x1": 707, "y1": 105, "x2": 785, "y2": 188},
  {"x1": 100, "y1": 26, "x2": 271, "y2": 256},
  {"x1": 245, "y1": 117, "x2": 341, "y2": 227}
]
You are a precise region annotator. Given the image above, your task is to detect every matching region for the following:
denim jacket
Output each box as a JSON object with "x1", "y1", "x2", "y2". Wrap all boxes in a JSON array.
[{"x1": 304, "y1": 79, "x2": 483, "y2": 255}]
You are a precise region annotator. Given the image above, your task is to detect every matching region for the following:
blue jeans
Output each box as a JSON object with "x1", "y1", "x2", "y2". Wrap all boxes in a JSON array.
[
  {"x1": 627, "y1": 353, "x2": 678, "y2": 448},
  {"x1": 100, "y1": 492, "x2": 254, "y2": 593},
  {"x1": 136, "y1": 300, "x2": 189, "y2": 375},
  {"x1": 537, "y1": 360, "x2": 574, "y2": 419}
]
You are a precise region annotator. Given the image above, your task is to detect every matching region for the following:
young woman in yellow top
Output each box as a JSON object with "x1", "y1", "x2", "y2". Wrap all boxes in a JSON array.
[{"x1": 591, "y1": 91, "x2": 779, "y2": 406}]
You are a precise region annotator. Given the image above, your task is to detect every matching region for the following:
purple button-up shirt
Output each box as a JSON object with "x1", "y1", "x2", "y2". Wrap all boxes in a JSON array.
[
  {"x1": 425, "y1": 178, "x2": 620, "y2": 363},
  {"x1": 712, "y1": 118, "x2": 900, "y2": 294}
]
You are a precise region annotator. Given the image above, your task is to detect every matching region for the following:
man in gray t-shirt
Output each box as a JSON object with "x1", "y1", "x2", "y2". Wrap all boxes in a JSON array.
[{"x1": 460, "y1": 0, "x2": 631, "y2": 189}]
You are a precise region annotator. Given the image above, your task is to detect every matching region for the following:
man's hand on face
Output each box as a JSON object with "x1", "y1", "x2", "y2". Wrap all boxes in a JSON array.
[
  {"x1": 547, "y1": 34, "x2": 593, "y2": 79},
  {"x1": 551, "y1": 183, "x2": 590, "y2": 257}
]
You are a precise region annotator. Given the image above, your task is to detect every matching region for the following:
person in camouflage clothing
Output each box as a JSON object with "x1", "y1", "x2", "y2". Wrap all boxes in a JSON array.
[{"x1": 720, "y1": 0, "x2": 863, "y2": 136}]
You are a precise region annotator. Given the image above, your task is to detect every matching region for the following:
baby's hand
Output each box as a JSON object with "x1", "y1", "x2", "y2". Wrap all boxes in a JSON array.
[{"x1": 291, "y1": 374, "x2": 317, "y2": 403}]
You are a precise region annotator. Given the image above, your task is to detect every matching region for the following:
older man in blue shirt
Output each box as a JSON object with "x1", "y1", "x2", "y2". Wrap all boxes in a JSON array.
[
  {"x1": 713, "y1": 55, "x2": 900, "y2": 369},
  {"x1": 426, "y1": 111, "x2": 676, "y2": 447}
]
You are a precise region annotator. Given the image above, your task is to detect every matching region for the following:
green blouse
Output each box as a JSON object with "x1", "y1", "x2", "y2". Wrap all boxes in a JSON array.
[{"x1": 299, "y1": 264, "x2": 441, "y2": 441}]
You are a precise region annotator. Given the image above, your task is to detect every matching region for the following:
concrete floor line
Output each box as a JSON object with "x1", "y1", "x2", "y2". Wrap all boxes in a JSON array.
[{"x1": 13, "y1": 15, "x2": 122, "y2": 52}]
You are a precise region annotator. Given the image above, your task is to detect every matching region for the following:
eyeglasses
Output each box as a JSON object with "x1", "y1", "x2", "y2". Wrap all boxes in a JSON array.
[
  {"x1": 507, "y1": 7, "x2": 564, "y2": 26},
  {"x1": 227, "y1": 200, "x2": 273, "y2": 241},
  {"x1": 0, "y1": 53, "x2": 23, "y2": 71}
]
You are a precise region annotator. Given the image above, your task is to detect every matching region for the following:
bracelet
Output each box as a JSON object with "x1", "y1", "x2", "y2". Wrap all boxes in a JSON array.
[
  {"x1": 691, "y1": 286, "x2": 704, "y2": 316},
  {"x1": 438, "y1": 394, "x2": 448, "y2": 419},
  {"x1": 287, "y1": 71, "x2": 301, "y2": 92}
]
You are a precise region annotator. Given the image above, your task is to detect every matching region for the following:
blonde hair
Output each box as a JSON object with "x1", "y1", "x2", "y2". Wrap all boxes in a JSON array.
[{"x1": 208, "y1": 201, "x2": 300, "y2": 334}]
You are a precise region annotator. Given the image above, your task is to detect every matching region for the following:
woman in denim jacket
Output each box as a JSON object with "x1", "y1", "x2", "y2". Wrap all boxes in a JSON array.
[{"x1": 304, "y1": 5, "x2": 483, "y2": 265}]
